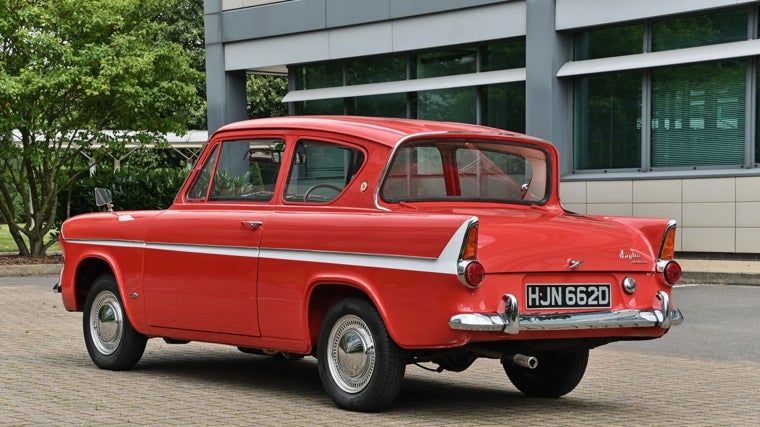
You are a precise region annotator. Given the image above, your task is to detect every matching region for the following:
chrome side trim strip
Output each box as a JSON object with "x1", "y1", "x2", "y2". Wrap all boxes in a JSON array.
[{"x1": 449, "y1": 291, "x2": 684, "y2": 334}]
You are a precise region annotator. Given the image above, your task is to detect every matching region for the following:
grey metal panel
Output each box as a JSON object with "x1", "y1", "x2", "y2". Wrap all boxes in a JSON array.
[
  {"x1": 328, "y1": 22, "x2": 394, "y2": 59},
  {"x1": 392, "y1": 2, "x2": 526, "y2": 52},
  {"x1": 225, "y1": 31, "x2": 331, "y2": 70},
  {"x1": 205, "y1": 44, "x2": 227, "y2": 133},
  {"x1": 282, "y1": 69, "x2": 526, "y2": 102},
  {"x1": 221, "y1": 0, "x2": 327, "y2": 42},
  {"x1": 326, "y1": 0, "x2": 390, "y2": 27},
  {"x1": 204, "y1": 8, "x2": 222, "y2": 45},
  {"x1": 225, "y1": 2, "x2": 525, "y2": 71},
  {"x1": 556, "y1": 0, "x2": 757, "y2": 30},
  {"x1": 524, "y1": 0, "x2": 572, "y2": 175},
  {"x1": 557, "y1": 40, "x2": 760, "y2": 77},
  {"x1": 205, "y1": 0, "x2": 222, "y2": 14},
  {"x1": 390, "y1": 0, "x2": 506, "y2": 19}
]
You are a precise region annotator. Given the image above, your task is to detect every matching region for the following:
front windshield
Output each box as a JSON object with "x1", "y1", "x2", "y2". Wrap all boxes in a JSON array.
[{"x1": 380, "y1": 138, "x2": 549, "y2": 204}]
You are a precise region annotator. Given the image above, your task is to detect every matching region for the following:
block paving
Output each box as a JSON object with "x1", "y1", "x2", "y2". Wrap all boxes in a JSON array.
[{"x1": 1, "y1": 277, "x2": 758, "y2": 426}]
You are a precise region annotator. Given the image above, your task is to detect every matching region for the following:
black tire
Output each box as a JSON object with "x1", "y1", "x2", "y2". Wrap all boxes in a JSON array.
[
  {"x1": 503, "y1": 349, "x2": 589, "y2": 397},
  {"x1": 83, "y1": 274, "x2": 147, "y2": 370},
  {"x1": 317, "y1": 297, "x2": 406, "y2": 412}
]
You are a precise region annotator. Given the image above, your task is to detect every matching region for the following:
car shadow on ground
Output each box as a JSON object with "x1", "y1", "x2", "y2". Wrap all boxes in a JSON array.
[{"x1": 117, "y1": 346, "x2": 625, "y2": 417}]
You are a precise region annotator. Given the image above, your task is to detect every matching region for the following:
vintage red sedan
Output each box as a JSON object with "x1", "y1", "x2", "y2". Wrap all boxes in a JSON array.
[{"x1": 56, "y1": 116, "x2": 683, "y2": 411}]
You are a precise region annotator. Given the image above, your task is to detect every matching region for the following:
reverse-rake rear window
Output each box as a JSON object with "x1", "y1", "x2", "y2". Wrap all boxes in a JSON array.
[{"x1": 381, "y1": 139, "x2": 548, "y2": 204}]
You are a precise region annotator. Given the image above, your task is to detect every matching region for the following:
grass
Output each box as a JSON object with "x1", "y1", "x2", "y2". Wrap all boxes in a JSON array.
[{"x1": 0, "y1": 223, "x2": 60, "y2": 253}]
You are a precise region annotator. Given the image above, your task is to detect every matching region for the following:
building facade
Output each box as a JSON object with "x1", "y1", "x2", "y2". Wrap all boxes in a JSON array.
[{"x1": 205, "y1": 0, "x2": 760, "y2": 255}]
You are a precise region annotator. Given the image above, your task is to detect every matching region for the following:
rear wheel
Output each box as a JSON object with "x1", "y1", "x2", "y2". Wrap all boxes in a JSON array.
[
  {"x1": 317, "y1": 297, "x2": 406, "y2": 412},
  {"x1": 503, "y1": 349, "x2": 589, "y2": 397},
  {"x1": 83, "y1": 274, "x2": 147, "y2": 370}
]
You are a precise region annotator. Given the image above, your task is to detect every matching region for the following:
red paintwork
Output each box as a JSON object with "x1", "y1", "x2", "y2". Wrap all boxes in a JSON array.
[{"x1": 59, "y1": 116, "x2": 680, "y2": 354}]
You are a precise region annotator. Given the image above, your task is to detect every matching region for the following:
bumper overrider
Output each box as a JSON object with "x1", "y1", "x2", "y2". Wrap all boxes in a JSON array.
[{"x1": 449, "y1": 290, "x2": 684, "y2": 334}]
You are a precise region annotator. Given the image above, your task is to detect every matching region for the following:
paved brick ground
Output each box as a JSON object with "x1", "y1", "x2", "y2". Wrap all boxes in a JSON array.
[{"x1": 2, "y1": 279, "x2": 759, "y2": 426}]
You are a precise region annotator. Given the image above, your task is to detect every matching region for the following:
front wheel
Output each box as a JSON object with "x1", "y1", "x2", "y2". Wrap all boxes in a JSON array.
[
  {"x1": 83, "y1": 274, "x2": 147, "y2": 370},
  {"x1": 317, "y1": 297, "x2": 406, "y2": 412},
  {"x1": 503, "y1": 349, "x2": 589, "y2": 397}
]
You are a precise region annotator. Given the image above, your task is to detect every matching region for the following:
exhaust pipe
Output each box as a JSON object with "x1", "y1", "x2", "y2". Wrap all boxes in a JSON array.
[{"x1": 508, "y1": 353, "x2": 538, "y2": 369}]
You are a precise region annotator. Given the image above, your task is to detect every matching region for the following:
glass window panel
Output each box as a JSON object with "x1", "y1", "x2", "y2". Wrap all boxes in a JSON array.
[
  {"x1": 481, "y1": 37, "x2": 526, "y2": 71},
  {"x1": 651, "y1": 61, "x2": 746, "y2": 167},
  {"x1": 573, "y1": 71, "x2": 642, "y2": 170},
  {"x1": 480, "y1": 82, "x2": 525, "y2": 133},
  {"x1": 296, "y1": 98, "x2": 344, "y2": 115},
  {"x1": 652, "y1": 8, "x2": 748, "y2": 52},
  {"x1": 187, "y1": 146, "x2": 218, "y2": 200},
  {"x1": 346, "y1": 56, "x2": 406, "y2": 85},
  {"x1": 294, "y1": 62, "x2": 343, "y2": 90},
  {"x1": 209, "y1": 139, "x2": 285, "y2": 201},
  {"x1": 417, "y1": 88, "x2": 476, "y2": 124},
  {"x1": 574, "y1": 24, "x2": 643, "y2": 60},
  {"x1": 416, "y1": 48, "x2": 477, "y2": 79},
  {"x1": 285, "y1": 139, "x2": 365, "y2": 203},
  {"x1": 347, "y1": 93, "x2": 407, "y2": 118}
]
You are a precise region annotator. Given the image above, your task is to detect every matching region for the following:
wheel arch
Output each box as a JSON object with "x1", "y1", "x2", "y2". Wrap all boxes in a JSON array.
[
  {"x1": 70, "y1": 255, "x2": 124, "y2": 312},
  {"x1": 305, "y1": 278, "x2": 394, "y2": 355}
]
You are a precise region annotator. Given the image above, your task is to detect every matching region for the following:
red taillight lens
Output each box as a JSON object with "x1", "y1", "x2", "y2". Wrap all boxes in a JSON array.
[
  {"x1": 663, "y1": 260, "x2": 682, "y2": 285},
  {"x1": 464, "y1": 261, "x2": 485, "y2": 288}
]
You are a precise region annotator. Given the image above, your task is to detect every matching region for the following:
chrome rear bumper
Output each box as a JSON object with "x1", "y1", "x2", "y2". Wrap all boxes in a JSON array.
[{"x1": 449, "y1": 291, "x2": 683, "y2": 334}]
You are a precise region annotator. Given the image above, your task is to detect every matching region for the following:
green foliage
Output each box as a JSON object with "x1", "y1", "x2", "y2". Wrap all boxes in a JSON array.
[
  {"x1": 65, "y1": 167, "x2": 189, "y2": 217},
  {"x1": 0, "y1": 0, "x2": 200, "y2": 255},
  {"x1": 247, "y1": 74, "x2": 288, "y2": 119}
]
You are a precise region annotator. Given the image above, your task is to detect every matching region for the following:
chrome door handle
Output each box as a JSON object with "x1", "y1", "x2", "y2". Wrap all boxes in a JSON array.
[{"x1": 242, "y1": 220, "x2": 263, "y2": 230}]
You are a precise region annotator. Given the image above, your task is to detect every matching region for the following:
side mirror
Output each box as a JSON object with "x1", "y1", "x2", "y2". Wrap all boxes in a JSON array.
[{"x1": 94, "y1": 188, "x2": 113, "y2": 212}]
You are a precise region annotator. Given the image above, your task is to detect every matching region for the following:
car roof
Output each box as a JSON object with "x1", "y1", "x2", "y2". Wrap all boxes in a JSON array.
[{"x1": 214, "y1": 115, "x2": 525, "y2": 148}]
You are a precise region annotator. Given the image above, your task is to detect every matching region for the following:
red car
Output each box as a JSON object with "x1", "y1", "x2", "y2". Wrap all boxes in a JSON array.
[{"x1": 57, "y1": 116, "x2": 683, "y2": 411}]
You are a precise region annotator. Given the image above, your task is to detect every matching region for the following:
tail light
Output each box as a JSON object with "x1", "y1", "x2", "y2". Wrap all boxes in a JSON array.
[
  {"x1": 658, "y1": 220, "x2": 677, "y2": 260},
  {"x1": 658, "y1": 220, "x2": 680, "y2": 285},
  {"x1": 458, "y1": 220, "x2": 484, "y2": 288},
  {"x1": 662, "y1": 260, "x2": 682, "y2": 284}
]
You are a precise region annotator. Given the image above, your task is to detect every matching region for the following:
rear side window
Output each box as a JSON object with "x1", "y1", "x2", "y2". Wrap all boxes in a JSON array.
[{"x1": 284, "y1": 139, "x2": 365, "y2": 203}]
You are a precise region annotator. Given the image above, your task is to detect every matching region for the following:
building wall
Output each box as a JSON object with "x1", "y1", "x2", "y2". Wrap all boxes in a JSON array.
[
  {"x1": 205, "y1": 0, "x2": 760, "y2": 254},
  {"x1": 561, "y1": 176, "x2": 760, "y2": 254}
]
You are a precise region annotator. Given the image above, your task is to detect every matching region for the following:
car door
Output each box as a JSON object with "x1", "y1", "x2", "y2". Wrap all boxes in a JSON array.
[{"x1": 142, "y1": 138, "x2": 285, "y2": 336}]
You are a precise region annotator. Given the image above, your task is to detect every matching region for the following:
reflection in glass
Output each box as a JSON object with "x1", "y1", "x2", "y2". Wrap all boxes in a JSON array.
[
  {"x1": 295, "y1": 63, "x2": 343, "y2": 90},
  {"x1": 481, "y1": 38, "x2": 526, "y2": 71},
  {"x1": 651, "y1": 61, "x2": 745, "y2": 167},
  {"x1": 297, "y1": 98, "x2": 344, "y2": 115},
  {"x1": 416, "y1": 48, "x2": 477, "y2": 79},
  {"x1": 417, "y1": 88, "x2": 476, "y2": 124},
  {"x1": 573, "y1": 71, "x2": 642, "y2": 170},
  {"x1": 652, "y1": 8, "x2": 748, "y2": 52},
  {"x1": 348, "y1": 93, "x2": 407, "y2": 118},
  {"x1": 574, "y1": 24, "x2": 643, "y2": 60},
  {"x1": 347, "y1": 56, "x2": 406, "y2": 85},
  {"x1": 481, "y1": 82, "x2": 525, "y2": 133}
]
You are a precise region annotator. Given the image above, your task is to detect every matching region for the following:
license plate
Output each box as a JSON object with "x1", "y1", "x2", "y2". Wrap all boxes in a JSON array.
[{"x1": 525, "y1": 284, "x2": 611, "y2": 309}]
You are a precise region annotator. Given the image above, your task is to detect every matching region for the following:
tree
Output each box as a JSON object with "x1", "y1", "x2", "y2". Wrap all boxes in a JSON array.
[
  {"x1": 0, "y1": 0, "x2": 200, "y2": 255},
  {"x1": 247, "y1": 74, "x2": 288, "y2": 119}
]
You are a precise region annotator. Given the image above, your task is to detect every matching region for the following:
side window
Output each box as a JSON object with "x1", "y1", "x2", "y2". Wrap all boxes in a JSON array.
[
  {"x1": 187, "y1": 146, "x2": 218, "y2": 200},
  {"x1": 284, "y1": 139, "x2": 365, "y2": 203},
  {"x1": 382, "y1": 146, "x2": 446, "y2": 200},
  {"x1": 207, "y1": 139, "x2": 285, "y2": 201}
]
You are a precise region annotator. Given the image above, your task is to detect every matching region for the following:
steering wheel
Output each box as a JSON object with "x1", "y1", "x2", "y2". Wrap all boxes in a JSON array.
[{"x1": 303, "y1": 183, "x2": 342, "y2": 201}]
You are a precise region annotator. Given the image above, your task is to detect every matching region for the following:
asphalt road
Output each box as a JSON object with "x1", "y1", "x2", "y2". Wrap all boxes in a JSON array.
[
  {"x1": 610, "y1": 283, "x2": 760, "y2": 362},
  {"x1": 2, "y1": 275, "x2": 758, "y2": 425}
]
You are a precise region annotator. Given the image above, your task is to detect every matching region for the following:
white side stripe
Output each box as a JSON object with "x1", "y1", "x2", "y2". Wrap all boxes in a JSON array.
[{"x1": 64, "y1": 217, "x2": 475, "y2": 275}]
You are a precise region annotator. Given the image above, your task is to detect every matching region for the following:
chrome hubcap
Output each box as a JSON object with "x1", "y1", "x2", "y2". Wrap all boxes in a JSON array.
[
  {"x1": 327, "y1": 315, "x2": 375, "y2": 393},
  {"x1": 89, "y1": 291, "x2": 124, "y2": 355}
]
